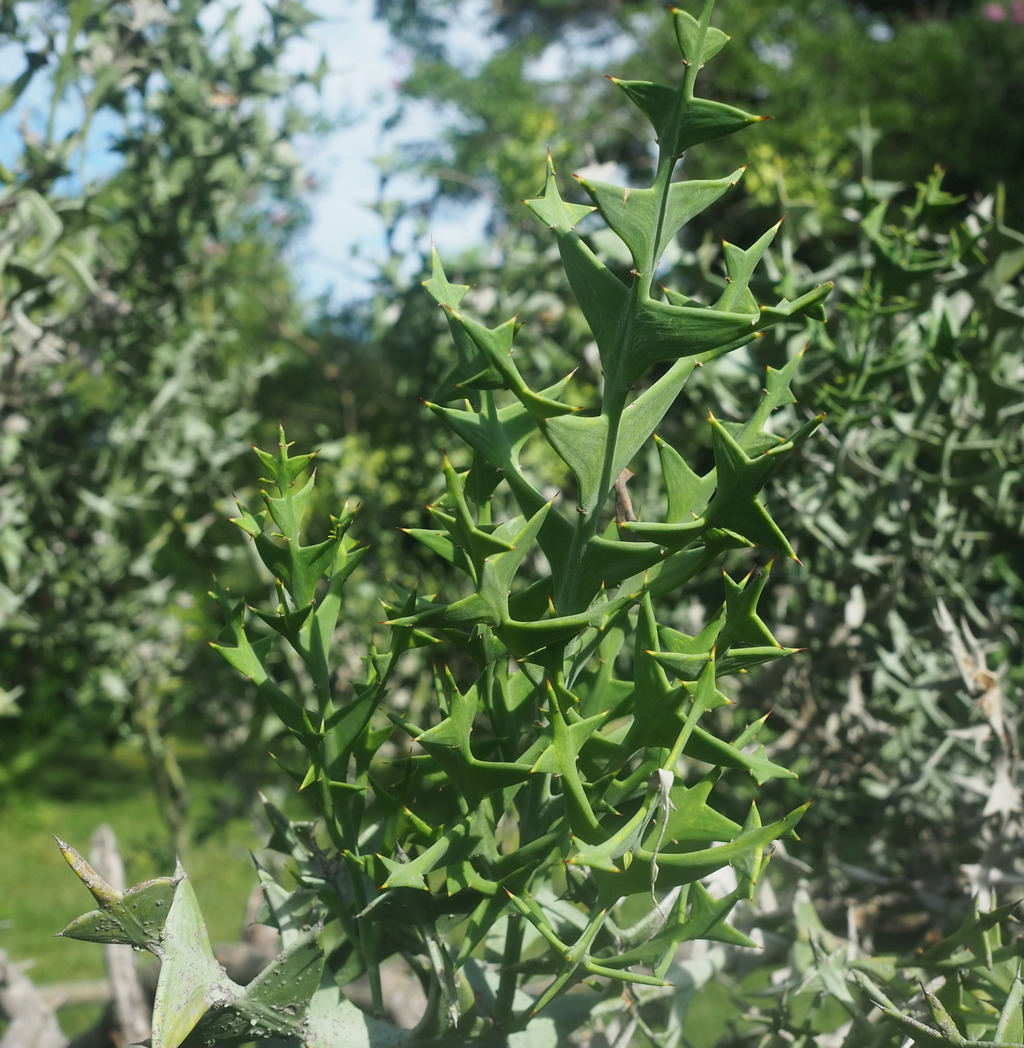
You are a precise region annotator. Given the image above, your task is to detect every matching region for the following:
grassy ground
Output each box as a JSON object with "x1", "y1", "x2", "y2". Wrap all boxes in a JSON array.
[{"x1": 0, "y1": 739, "x2": 287, "y2": 1035}]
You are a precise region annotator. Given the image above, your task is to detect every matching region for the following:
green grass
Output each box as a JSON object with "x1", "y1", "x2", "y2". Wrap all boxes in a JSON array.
[{"x1": 0, "y1": 738, "x2": 289, "y2": 1033}]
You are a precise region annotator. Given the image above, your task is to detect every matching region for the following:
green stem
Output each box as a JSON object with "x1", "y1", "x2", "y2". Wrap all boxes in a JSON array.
[{"x1": 496, "y1": 913, "x2": 524, "y2": 1025}]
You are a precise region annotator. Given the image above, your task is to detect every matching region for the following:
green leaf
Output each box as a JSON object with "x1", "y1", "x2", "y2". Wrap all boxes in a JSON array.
[
  {"x1": 451, "y1": 311, "x2": 577, "y2": 420},
  {"x1": 425, "y1": 248, "x2": 507, "y2": 396},
  {"x1": 525, "y1": 155, "x2": 629, "y2": 362},
  {"x1": 253, "y1": 426, "x2": 317, "y2": 490},
  {"x1": 610, "y1": 79, "x2": 764, "y2": 156},
  {"x1": 498, "y1": 584, "x2": 642, "y2": 663},
  {"x1": 428, "y1": 378, "x2": 573, "y2": 498},
  {"x1": 715, "y1": 221, "x2": 782, "y2": 315},
  {"x1": 588, "y1": 802, "x2": 808, "y2": 900},
  {"x1": 876, "y1": 1007, "x2": 962, "y2": 1048},
  {"x1": 530, "y1": 681, "x2": 611, "y2": 842},
  {"x1": 658, "y1": 433, "x2": 714, "y2": 521},
  {"x1": 434, "y1": 453, "x2": 516, "y2": 572},
  {"x1": 684, "y1": 717, "x2": 796, "y2": 784},
  {"x1": 994, "y1": 965, "x2": 1024, "y2": 1044},
  {"x1": 150, "y1": 875, "x2": 324, "y2": 1048},
  {"x1": 209, "y1": 586, "x2": 308, "y2": 736},
  {"x1": 622, "y1": 297, "x2": 760, "y2": 387},
  {"x1": 506, "y1": 892, "x2": 670, "y2": 1015},
  {"x1": 914, "y1": 899, "x2": 1022, "y2": 968},
  {"x1": 922, "y1": 987, "x2": 967, "y2": 1046},
  {"x1": 415, "y1": 667, "x2": 536, "y2": 802},
  {"x1": 732, "y1": 346, "x2": 808, "y2": 453},
  {"x1": 605, "y1": 881, "x2": 754, "y2": 974},
  {"x1": 524, "y1": 152, "x2": 596, "y2": 232},
  {"x1": 422, "y1": 244, "x2": 471, "y2": 309},
  {"x1": 621, "y1": 593, "x2": 686, "y2": 752},
  {"x1": 719, "y1": 564, "x2": 782, "y2": 647},
  {"x1": 578, "y1": 169, "x2": 743, "y2": 274},
  {"x1": 427, "y1": 386, "x2": 573, "y2": 558},
  {"x1": 150, "y1": 877, "x2": 227, "y2": 1048},
  {"x1": 56, "y1": 837, "x2": 178, "y2": 950},
  {"x1": 665, "y1": 774, "x2": 743, "y2": 844},
  {"x1": 252, "y1": 861, "x2": 323, "y2": 947},
  {"x1": 403, "y1": 526, "x2": 476, "y2": 576},
  {"x1": 543, "y1": 354, "x2": 703, "y2": 516},
  {"x1": 184, "y1": 927, "x2": 324, "y2": 1046},
  {"x1": 700, "y1": 413, "x2": 820, "y2": 557},
  {"x1": 301, "y1": 983, "x2": 413, "y2": 1048},
  {"x1": 672, "y1": 7, "x2": 730, "y2": 66},
  {"x1": 378, "y1": 818, "x2": 477, "y2": 892}
]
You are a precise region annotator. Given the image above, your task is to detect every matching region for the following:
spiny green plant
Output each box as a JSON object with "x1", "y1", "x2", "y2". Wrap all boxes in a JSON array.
[{"x1": 57, "y1": 3, "x2": 833, "y2": 1044}]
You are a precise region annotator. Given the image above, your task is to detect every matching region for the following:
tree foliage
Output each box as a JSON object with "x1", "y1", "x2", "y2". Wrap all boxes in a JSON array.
[
  {"x1": 375, "y1": 0, "x2": 1024, "y2": 244},
  {"x1": 0, "y1": 0, "x2": 323, "y2": 836},
  {"x1": 766, "y1": 169, "x2": 1024, "y2": 884}
]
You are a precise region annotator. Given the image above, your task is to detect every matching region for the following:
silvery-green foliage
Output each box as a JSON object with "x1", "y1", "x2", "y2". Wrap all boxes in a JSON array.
[
  {"x1": 740, "y1": 886, "x2": 1023, "y2": 1046},
  {"x1": 745, "y1": 171, "x2": 1024, "y2": 889}
]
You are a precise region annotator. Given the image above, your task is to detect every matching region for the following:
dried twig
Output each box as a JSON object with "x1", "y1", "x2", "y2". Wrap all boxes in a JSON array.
[{"x1": 0, "y1": 948, "x2": 67, "y2": 1048}]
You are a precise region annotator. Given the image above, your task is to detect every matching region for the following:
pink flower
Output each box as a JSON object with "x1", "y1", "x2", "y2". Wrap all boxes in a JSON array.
[
  {"x1": 982, "y1": 2, "x2": 1006, "y2": 20},
  {"x1": 1012, "y1": 0, "x2": 1024, "y2": 24}
]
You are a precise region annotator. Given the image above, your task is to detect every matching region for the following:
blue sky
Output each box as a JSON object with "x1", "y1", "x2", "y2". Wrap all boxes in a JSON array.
[
  {"x1": 276, "y1": 0, "x2": 646, "y2": 305},
  {"x1": 279, "y1": 0, "x2": 401, "y2": 302},
  {"x1": 280, "y1": 0, "x2": 489, "y2": 304}
]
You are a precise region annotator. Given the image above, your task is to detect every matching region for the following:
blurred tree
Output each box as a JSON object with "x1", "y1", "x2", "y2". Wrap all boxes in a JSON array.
[
  {"x1": 0, "y1": 0, "x2": 326, "y2": 849},
  {"x1": 371, "y1": 0, "x2": 1024, "y2": 251}
]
